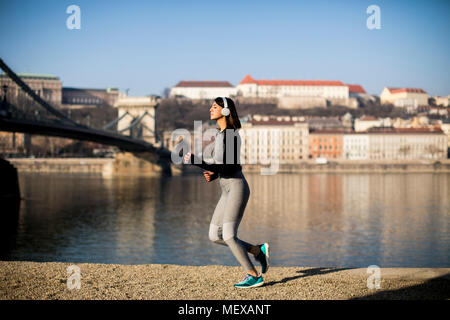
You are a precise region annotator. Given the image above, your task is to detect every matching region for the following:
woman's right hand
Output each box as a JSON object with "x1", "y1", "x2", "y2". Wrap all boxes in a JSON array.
[
  {"x1": 203, "y1": 170, "x2": 215, "y2": 182},
  {"x1": 184, "y1": 152, "x2": 192, "y2": 164}
]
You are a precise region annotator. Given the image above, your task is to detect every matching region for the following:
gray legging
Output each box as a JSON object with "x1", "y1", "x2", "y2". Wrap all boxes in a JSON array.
[{"x1": 209, "y1": 170, "x2": 255, "y2": 272}]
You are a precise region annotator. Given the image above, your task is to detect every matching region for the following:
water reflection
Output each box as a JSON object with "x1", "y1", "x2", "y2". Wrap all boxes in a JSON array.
[
  {"x1": 1, "y1": 172, "x2": 449, "y2": 267},
  {"x1": 242, "y1": 173, "x2": 449, "y2": 267}
]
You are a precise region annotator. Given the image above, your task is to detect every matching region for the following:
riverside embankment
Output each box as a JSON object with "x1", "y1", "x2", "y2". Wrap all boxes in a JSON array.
[
  {"x1": 0, "y1": 261, "x2": 448, "y2": 300},
  {"x1": 6, "y1": 152, "x2": 166, "y2": 176},
  {"x1": 6, "y1": 157, "x2": 450, "y2": 175}
]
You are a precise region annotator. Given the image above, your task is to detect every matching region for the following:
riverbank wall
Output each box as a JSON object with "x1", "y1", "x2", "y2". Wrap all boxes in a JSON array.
[
  {"x1": 243, "y1": 159, "x2": 450, "y2": 174},
  {"x1": 6, "y1": 153, "x2": 171, "y2": 176},
  {"x1": 6, "y1": 156, "x2": 450, "y2": 175},
  {"x1": 7, "y1": 157, "x2": 115, "y2": 176}
]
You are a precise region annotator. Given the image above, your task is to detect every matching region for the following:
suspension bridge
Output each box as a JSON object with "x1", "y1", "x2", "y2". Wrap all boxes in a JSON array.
[{"x1": 0, "y1": 58, "x2": 173, "y2": 174}]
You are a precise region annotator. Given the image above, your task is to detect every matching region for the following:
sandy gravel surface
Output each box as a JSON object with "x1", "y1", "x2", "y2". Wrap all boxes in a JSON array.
[{"x1": 0, "y1": 261, "x2": 449, "y2": 300}]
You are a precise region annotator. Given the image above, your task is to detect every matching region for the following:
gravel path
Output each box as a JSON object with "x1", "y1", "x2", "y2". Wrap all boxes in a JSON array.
[{"x1": 1, "y1": 261, "x2": 449, "y2": 300}]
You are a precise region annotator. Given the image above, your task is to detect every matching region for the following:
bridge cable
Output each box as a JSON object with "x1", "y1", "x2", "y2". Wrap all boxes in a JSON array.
[
  {"x1": 0, "y1": 58, "x2": 82, "y2": 127},
  {"x1": 118, "y1": 111, "x2": 149, "y2": 133},
  {"x1": 102, "y1": 111, "x2": 132, "y2": 130}
]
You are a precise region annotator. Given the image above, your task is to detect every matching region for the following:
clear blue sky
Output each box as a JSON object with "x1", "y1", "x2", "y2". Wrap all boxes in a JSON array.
[{"x1": 1, "y1": 0, "x2": 449, "y2": 96}]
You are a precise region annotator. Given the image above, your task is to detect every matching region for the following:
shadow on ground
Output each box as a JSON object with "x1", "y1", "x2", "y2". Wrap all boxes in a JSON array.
[
  {"x1": 264, "y1": 268, "x2": 450, "y2": 300},
  {"x1": 353, "y1": 273, "x2": 450, "y2": 300},
  {"x1": 264, "y1": 267, "x2": 354, "y2": 287}
]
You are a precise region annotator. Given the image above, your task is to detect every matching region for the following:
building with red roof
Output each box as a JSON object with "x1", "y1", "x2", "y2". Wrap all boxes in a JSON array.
[
  {"x1": 345, "y1": 83, "x2": 377, "y2": 104},
  {"x1": 236, "y1": 74, "x2": 350, "y2": 100},
  {"x1": 380, "y1": 86, "x2": 429, "y2": 110},
  {"x1": 346, "y1": 84, "x2": 366, "y2": 94}
]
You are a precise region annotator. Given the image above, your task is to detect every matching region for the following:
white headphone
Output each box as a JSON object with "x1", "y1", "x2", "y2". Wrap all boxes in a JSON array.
[{"x1": 221, "y1": 97, "x2": 230, "y2": 116}]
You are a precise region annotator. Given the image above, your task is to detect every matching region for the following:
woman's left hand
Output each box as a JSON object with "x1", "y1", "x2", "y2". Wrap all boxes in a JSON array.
[{"x1": 184, "y1": 152, "x2": 192, "y2": 164}]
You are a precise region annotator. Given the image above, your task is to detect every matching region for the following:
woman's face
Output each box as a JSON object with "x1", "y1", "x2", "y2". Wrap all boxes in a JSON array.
[{"x1": 210, "y1": 101, "x2": 223, "y2": 120}]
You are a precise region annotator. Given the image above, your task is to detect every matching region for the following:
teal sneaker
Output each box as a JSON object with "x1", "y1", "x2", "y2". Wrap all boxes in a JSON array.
[
  {"x1": 234, "y1": 274, "x2": 264, "y2": 288},
  {"x1": 255, "y1": 243, "x2": 270, "y2": 274}
]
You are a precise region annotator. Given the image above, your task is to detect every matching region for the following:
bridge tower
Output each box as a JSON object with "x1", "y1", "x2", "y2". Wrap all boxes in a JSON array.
[{"x1": 114, "y1": 95, "x2": 160, "y2": 145}]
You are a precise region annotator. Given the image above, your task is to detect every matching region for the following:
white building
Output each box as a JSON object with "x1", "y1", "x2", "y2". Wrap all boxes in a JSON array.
[
  {"x1": 354, "y1": 116, "x2": 384, "y2": 132},
  {"x1": 0, "y1": 73, "x2": 62, "y2": 106},
  {"x1": 432, "y1": 96, "x2": 449, "y2": 107},
  {"x1": 241, "y1": 115, "x2": 310, "y2": 164},
  {"x1": 236, "y1": 74, "x2": 349, "y2": 100},
  {"x1": 429, "y1": 107, "x2": 448, "y2": 117},
  {"x1": 367, "y1": 127, "x2": 447, "y2": 160},
  {"x1": 440, "y1": 120, "x2": 450, "y2": 148},
  {"x1": 394, "y1": 98, "x2": 418, "y2": 108},
  {"x1": 343, "y1": 133, "x2": 369, "y2": 160},
  {"x1": 380, "y1": 87, "x2": 428, "y2": 108},
  {"x1": 169, "y1": 80, "x2": 236, "y2": 100}
]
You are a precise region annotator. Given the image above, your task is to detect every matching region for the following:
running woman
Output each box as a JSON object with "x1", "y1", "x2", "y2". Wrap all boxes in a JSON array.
[{"x1": 183, "y1": 97, "x2": 269, "y2": 288}]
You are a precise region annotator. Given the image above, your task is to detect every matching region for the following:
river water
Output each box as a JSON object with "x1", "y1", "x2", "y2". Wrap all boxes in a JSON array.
[{"x1": 1, "y1": 172, "x2": 449, "y2": 267}]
